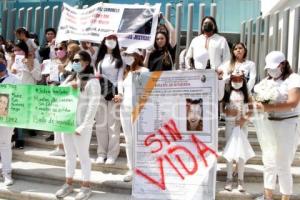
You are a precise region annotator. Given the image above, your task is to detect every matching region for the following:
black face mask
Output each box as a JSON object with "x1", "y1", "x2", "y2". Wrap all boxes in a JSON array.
[{"x1": 203, "y1": 23, "x2": 214, "y2": 33}]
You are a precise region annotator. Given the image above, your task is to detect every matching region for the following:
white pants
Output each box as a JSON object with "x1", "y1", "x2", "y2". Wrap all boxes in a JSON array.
[
  {"x1": 120, "y1": 105, "x2": 133, "y2": 171},
  {"x1": 54, "y1": 132, "x2": 63, "y2": 145},
  {"x1": 62, "y1": 130, "x2": 92, "y2": 181},
  {"x1": 95, "y1": 97, "x2": 120, "y2": 159},
  {"x1": 225, "y1": 120, "x2": 248, "y2": 180},
  {"x1": 262, "y1": 118, "x2": 299, "y2": 195},
  {"x1": 0, "y1": 127, "x2": 14, "y2": 175}
]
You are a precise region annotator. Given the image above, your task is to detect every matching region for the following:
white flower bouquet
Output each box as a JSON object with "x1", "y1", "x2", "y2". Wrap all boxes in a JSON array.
[{"x1": 253, "y1": 79, "x2": 279, "y2": 104}]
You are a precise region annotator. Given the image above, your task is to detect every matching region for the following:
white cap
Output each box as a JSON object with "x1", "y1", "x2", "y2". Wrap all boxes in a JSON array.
[
  {"x1": 124, "y1": 46, "x2": 142, "y2": 55},
  {"x1": 265, "y1": 51, "x2": 285, "y2": 69},
  {"x1": 194, "y1": 49, "x2": 209, "y2": 69}
]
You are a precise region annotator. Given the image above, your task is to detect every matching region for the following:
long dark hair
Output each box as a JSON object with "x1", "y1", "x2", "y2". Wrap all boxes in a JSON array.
[
  {"x1": 15, "y1": 40, "x2": 29, "y2": 58},
  {"x1": 153, "y1": 31, "x2": 172, "y2": 66},
  {"x1": 95, "y1": 35, "x2": 123, "y2": 69},
  {"x1": 16, "y1": 27, "x2": 30, "y2": 38},
  {"x1": 200, "y1": 16, "x2": 218, "y2": 34},
  {"x1": 267, "y1": 60, "x2": 293, "y2": 81},
  {"x1": 223, "y1": 76, "x2": 249, "y2": 104},
  {"x1": 228, "y1": 42, "x2": 247, "y2": 73}
]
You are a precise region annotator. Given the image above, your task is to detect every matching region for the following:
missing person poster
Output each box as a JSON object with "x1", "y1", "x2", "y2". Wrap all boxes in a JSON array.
[
  {"x1": 132, "y1": 70, "x2": 218, "y2": 200},
  {"x1": 56, "y1": 2, "x2": 161, "y2": 48},
  {"x1": 0, "y1": 84, "x2": 78, "y2": 133}
]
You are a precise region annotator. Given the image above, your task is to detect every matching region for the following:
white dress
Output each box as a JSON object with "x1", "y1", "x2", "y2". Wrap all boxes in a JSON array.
[{"x1": 223, "y1": 90, "x2": 255, "y2": 162}]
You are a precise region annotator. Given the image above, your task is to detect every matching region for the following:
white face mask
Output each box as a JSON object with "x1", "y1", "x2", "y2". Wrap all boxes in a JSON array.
[
  {"x1": 105, "y1": 39, "x2": 117, "y2": 49},
  {"x1": 267, "y1": 68, "x2": 282, "y2": 79},
  {"x1": 124, "y1": 56, "x2": 135, "y2": 66},
  {"x1": 231, "y1": 82, "x2": 243, "y2": 90}
]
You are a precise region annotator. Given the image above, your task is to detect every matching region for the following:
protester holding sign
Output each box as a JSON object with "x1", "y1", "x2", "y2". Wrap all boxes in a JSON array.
[
  {"x1": 144, "y1": 14, "x2": 176, "y2": 71},
  {"x1": 94, "y1": 34, "x2": 124, "y2": 165},
  {"x1": 10, "y1": 41, "x2": 41, "y2": 148},
  {"x1": 56, "y1": 51, "x2": 100, "y2": 200},
  {"x1": 254, "y1": 51, "x2": 300, "y2": 200},
  {"x1": 185, "y1": 16, "x2": 230, "y2": 70},
  {"x1": 114, "y1": 46, "x2": 149, "y2": 182},
  {"x1": 15, "y1": 27, "x2": 38, "y2": 57},
  {"x1": 0, "y1": 58, "x2": 20, "y2": 186}
]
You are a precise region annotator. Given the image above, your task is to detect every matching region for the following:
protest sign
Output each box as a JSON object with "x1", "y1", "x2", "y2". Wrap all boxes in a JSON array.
[
  {"x1": 13, "y1": 55, "x2": 26, "y2": 71},
  {"x1": 56, "y1": 2, "x2": 160, "y2": 48},
  {"x1": 132, "y1": 70, "x2": 218, "y2": 200},
  {"x1": 0, "y1": 84, "x2": 78, "y2": 133}
]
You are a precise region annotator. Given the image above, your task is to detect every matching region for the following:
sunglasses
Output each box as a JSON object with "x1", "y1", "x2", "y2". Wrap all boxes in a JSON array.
[
  {"x1": 72, "y1": 58, "x2": 80, "y2": 63},
  {"x1": 54, "y1": 47, "x2": 64, "y2": 51}
]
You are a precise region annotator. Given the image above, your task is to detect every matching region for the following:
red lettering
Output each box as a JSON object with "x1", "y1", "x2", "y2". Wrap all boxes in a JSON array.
[
  {"x1": 163, "y1": 119, "x2": 182, "y2": 141},
  {"x1": 168, "y1": 146, "x2": 198, "y2": 175},
  {"x1": 157, "y1": 129, "x2": 171, "y2": 145},
  {"x1": 135, "y1": 157, "x2": 166, "y2": 190},
  {"x1": 164, "y1": 155, "x2": 184, "y2": 180},
  {"x1": 144, "y1": 133, "x2": 162, "y2": 154},
  {"x1": 191, "y1": 134, "x2": 218, "y2": 167}
]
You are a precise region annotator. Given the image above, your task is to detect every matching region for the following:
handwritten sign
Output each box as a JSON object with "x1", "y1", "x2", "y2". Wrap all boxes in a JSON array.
[
  {"x1": 14, "y1": 55, "x2": 26, "y2": 71},
  {"x1": 56, "y1": 3, "x2": 160, "y2": 48},
  {"x1": 132, "y1": 71, "x2": 219, "y2": 200},
  {"x1": 0, "y1": 84, "x2": 78, "y2": 133}
]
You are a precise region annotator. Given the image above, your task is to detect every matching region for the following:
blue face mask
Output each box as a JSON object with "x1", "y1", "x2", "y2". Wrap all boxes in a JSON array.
[{"x1": 72, "y1": 62, "x2": 82, "y2": 73}]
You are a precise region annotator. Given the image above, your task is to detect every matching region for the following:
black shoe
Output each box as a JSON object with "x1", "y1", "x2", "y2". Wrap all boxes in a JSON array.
[
  {"x1": 45, "y1": 134, "x2": 54, "y2": 142},
  {"x1": 28, "y1": 130, "x2": 37, "y2": 137},
  {"x1": 15, "y1": 140, "x2": 24, "y2": 149}
]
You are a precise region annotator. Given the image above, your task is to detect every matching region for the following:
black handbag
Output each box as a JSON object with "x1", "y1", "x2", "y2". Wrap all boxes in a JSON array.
[{"x1": 98, "y1": 63, "x2": 118, "y2": 101}]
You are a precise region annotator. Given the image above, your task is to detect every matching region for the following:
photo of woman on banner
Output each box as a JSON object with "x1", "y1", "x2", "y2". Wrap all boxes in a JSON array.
[
  {"x1": 117, "y1": 8, "x2": 154, "y2": 35},
  {"x1": 186, "y1": 98, "x2": 203, "y2": 131},
  {"x1": 0, "y1": 93, "x2": 9, "y2": 116}
]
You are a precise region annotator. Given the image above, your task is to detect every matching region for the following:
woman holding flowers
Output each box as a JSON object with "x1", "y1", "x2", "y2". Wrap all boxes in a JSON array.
[{"x1": 254, "y1": 51, "x2": 300, "y2": 200}]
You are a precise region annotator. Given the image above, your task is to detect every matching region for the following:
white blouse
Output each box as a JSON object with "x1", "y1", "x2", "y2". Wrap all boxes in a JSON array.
[
  {"x1": 185, "y1": 34, "x2": 231, "y2": 70},
  {"x1": 267, "y1": 73, "x2": 300, "y2": 118}
]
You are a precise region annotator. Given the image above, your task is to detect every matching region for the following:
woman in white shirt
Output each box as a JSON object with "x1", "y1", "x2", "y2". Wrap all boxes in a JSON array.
[
  {"x1": 94, "y1": 34, "x2": 124, "y2": 165},
  {"x1": 56, "y1": 51, "x2": 100, "y2": 200},
  {"x1": 221, "y1": 42, "x2": 256, "y2": 92},
  {"x1": 114, "y1": 47, "x2": 149, "y2": 182},
  {"x1": 185, "y1": 16, "x2": 230, "y2": 70},
  {"x1": 10, "y1": 41, "x2": 41, "y2": 84},
  {"x1": 255, "y1": 51, "x2": 300, "y2": 200}
]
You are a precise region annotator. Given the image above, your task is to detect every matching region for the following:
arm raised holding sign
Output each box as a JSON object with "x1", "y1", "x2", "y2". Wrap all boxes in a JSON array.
[{"x1": 11, "y1": 41, "x2": 41, "y2": 84}]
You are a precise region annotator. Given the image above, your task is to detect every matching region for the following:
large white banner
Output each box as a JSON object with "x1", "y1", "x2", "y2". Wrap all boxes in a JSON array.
[
  {"x1": 132, "y1": 70, "x2": 219, "y2": 200},
  {"x1": 56, "y1": 3, "x2": 161, "y2": 48}
]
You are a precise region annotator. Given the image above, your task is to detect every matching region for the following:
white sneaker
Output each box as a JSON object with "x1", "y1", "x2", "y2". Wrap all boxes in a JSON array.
[
  {"x1": 105, "y1": 157, "x2": 116, "y2": 165},
  {"x1": 123, "y1": 171, "x2": 133, "y2": 182},
  {"x1": 55, "y1": 183, "x2": 73, "y2": 198},
  {"x1": 75, "y1": 187, "x2": 92, "y2": 200},
  {"x1": 49, "y1": 148, "x2": 65, "y2": 156},
  {"x1": 3, "y1": 174, "x2": 13, "y2": 186},
  {"x1": 95, "y1": 156, "x2": 105, "y2": 164}
]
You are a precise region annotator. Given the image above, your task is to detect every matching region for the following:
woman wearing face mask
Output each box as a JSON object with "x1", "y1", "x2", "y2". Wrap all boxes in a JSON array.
[
  {"x1": 185, "y1": 16, "x2": 230, "y2": 70},
  {"x1": 55, "y1": 51, "x2": 100, "y2": 200},
  {"x1": 94, "y1": 34, "x2": 124, "y2": 165},
  {"x1": 222, "y1": 70, "x2": 253, "y2": 192},
  {"x1": 114, "y1": 46, "x2": 149, "y2": 182},
  {"x1": 144, "y1": 15, "x2": 176, "y2": 71},
  {"x1": 221, "y1": 42, "x2": 256, "y2": 93},
  {"x1": 254, "y1": 51, "x2": 300, "y2": 200},
  {"x1": 9, "y1": 41, "x2": 41, "y2": 149}
]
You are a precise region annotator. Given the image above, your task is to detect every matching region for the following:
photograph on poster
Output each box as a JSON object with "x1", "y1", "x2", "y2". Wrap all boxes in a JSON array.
[
  {"x1": 0, "y1": 93, "x2": 9, "y2": 116},
  {"x1": 186, "y1": 98, "x2": 203, "y2": 131}
]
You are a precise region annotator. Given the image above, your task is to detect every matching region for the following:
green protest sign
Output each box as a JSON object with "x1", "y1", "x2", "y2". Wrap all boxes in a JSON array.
[{"x1": 0, "y1": 84, "x2": 79, "y2": 133}]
